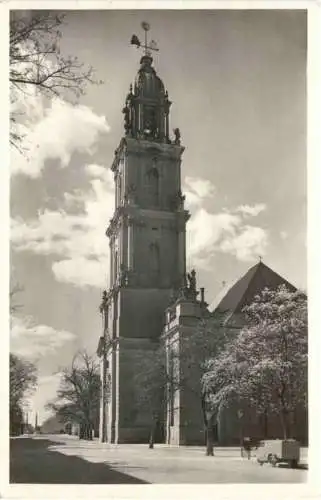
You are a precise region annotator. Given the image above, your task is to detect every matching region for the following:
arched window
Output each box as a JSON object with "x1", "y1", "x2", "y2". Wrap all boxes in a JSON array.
[{"x1": 144, "y1": 106, "x2": 157, "y2": 135}]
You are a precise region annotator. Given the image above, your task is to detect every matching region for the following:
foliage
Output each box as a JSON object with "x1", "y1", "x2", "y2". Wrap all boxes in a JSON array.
[
  {"x1": 10, "y1": 353, "x2": 37, "y2": 434},
  {"x1": 10, "y1": 11, "x2": 101, "y2": 150},
  {"x1": 46, "y1": 351, "x2": 101, "y2": 440},
  {"x1": 131, "y1": 345, "x2": 167, "y2": 417},
  {"x1": 130, "y1": 311, "x2": 233, "y2": 451},
  {"x1": 203, "y1": 286, "x2": 308, "y2": 439},
  {"x1": 178, "y1": 312, "x2": 235, "y2": 454},
  {"x1": 10, "y1": 353, "x2": 37, "y2": 408},
  {"x1": 178, "y1": 312, "x2": 235, "y2": 403}
]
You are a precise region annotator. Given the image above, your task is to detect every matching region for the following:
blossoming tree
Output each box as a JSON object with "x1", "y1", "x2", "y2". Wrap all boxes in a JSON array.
[{"x1": 203, "y1": 285, "x2": 308, "y2": 440}]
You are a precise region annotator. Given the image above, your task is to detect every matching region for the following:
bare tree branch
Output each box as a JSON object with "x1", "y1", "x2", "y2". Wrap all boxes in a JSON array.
[
  {"x1": 10, "y1": 282, "x2": 24, "y2": 313},
  {"x1": 10, "y1": 11, "x2": 103, "y2": 150},
  {"x1": 47, "y1": 350, "x2": 101, "y2": 440},
  {"x1": 10, "y1": 353, "x2": 37, "y2": 435}
]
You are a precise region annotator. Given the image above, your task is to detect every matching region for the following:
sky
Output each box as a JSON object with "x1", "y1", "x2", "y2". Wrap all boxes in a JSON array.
[{"x1": 9, "y1": 9, "x2": 307, "y2": 424}]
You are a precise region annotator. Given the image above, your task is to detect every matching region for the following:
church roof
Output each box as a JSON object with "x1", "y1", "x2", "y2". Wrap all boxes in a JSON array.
[{"x1": 212, "y1": 261, "x2": 297, "y2": 317}]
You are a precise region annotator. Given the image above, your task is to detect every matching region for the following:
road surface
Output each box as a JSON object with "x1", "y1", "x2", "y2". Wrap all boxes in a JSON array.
[{"x1": 10, "y1": 434, "x2": 308, "y2": 484}]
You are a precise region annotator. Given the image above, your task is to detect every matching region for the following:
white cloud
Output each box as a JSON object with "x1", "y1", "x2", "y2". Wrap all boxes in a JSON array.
[
  {"x1": 12, "y1": 167, "x2": 268, "y2": 283},
  {"x1": 53, "y1": 257, "x2": 108, "y2": 289},
  {"x1": 183, "y1": 178, "x2": 267, "y2": 266},
  {"x1": 11, "y1": 97, "x2": 110, "y2": 178},
  {"x1": 85, "y1": 163, "x2": 111, "y2": 182},
  {"x1": 187, "y1": 209, "x2": 241, "y2": 261},
  {"x1": 10, "y1": 316, "x2": 76, "y2": 360},
  {"x1": 185, "y1": 188, "x2": 268, "y2": 267},
  {"x1": 27, "y1": 373, "x2": 63, "y2": 425},
  {"x1": 235, "y1": 203, "x2": 267, "y2": 217},
  {"x1": 219, "y1": 225, "x2": 268, "y2": 262},
  {"x1": 183, "y1": 176, "x2": 215, "y2": 209},
  {"x1": 11, "y1": 164, "x2": 114, "y2": 288}
]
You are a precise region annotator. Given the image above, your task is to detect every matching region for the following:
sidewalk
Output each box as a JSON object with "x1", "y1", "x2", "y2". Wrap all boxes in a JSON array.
[
  {"x1": 42, "y1": 435, "x2": 307, "y2": 483},
  {"x1": 48, "y1": 435, "x2": 308, "y2": 466}
]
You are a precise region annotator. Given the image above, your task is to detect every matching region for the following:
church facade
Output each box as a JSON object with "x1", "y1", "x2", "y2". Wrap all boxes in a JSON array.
[
  {"x1": 96, "y1": 34, "x2": 190, "y2": 443},
  {"x1": 97, "y1": 29, "x2": 307, "y2": 446}
]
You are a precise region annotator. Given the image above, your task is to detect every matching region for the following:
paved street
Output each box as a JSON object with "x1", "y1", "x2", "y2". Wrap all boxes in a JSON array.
[
  {"x1": 10, "y1": 436, "x2": 147, "y2": 484},
  {"x1": 10, "y1": 434, "x2": 308, "y2": 484}
]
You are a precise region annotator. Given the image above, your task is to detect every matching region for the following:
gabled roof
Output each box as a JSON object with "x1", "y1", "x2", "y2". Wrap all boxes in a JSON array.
[{"x1": 213, "y1": 261, "x2": 297, "y2": 317}]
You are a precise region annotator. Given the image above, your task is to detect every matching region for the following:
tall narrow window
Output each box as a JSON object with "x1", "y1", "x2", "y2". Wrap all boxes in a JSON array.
[
  {"x1": 146, "y1": 167, "x2": 159, "y2": 207},
  {"x1": 149, "y1": 242, "x2": 160, "y2": 284}
]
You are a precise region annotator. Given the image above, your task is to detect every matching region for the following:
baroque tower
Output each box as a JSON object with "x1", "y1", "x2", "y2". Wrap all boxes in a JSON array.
[{"x1": 97, "y1": 23, "x2": 189, "y2": 444}]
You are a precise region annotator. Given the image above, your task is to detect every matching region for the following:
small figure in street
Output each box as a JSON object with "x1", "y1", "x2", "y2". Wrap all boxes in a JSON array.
[{"x1": 242, "y1": 437, "x2": 252, "y2": 460}]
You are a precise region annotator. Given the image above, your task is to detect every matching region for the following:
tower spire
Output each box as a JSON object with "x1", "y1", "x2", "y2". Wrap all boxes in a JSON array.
[{"x1": 124, "y1": 22, "x2": 171, "y2": 143}]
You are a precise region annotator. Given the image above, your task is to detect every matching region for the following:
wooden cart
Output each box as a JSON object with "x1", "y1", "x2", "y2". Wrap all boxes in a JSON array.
[{"x1": 256, "y1": 439, "x2": 300, "y2": 468}]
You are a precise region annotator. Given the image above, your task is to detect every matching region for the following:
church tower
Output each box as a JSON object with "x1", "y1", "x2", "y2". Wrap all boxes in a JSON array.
[{"x1": 97, "y1": 23, "x2": 190, "y2": 444}]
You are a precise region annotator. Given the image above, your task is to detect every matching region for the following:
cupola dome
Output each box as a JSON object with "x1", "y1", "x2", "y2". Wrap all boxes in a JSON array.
[{"x1": 135, "y1": 55, "x2": 165, "y2": 100}]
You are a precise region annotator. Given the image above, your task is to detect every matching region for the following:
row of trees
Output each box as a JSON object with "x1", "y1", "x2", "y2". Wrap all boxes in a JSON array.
[
  {"x1": 9, "y1": 10, "x2": 101, "y2": 434},
  {"x1": 130, "y1": 311, "x2": 234, "y2": 453},
  {"x1": 129, "y1": 285, "x2": 307, "y2": 454},
  {"x1": 9, "y1": 346, "x2": 101, "y2": 440},
  {"x1": 10, "y1": 285, "x2": 307, "y2": 449},
  {"x1": 202, "y1": 286, "x2": 308, "y2": 442},
  {"x1": 46, "y1": 351, "x2": 101, "y2": 440},
  {"x1": 10, "y1": 284, "x2": 38, "y2": 435},
  {"x1": 10, "y1": 353, "x2": 37, "y2": 435}
]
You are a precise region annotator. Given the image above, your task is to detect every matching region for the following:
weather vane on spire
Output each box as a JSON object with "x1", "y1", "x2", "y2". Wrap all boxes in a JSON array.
[{"x1": 130, "y1": 21, "x2": 159, "y2": 56}]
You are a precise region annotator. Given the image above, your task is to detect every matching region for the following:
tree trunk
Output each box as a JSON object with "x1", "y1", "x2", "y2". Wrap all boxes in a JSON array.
[
  {"x1": 201, "y1": 395, "x2": 215, "y2": 456},
  {"x1": 264, "y1": 411, "x2": 268, "y2": 439},
  {"x1": 149, "y1": 427, "x2": 155, "y2": 449},
  {"x1": 205, "y1": 421, "x2": 214, "y2": 456},
  {"x1": 80, "y1": 422, "x2": 93, "y2": 440},
  {"x1": 239, "y1": 421, "x2": 244, "y2": 457},
  {"x1": 288, "y1": 410, "x2": 294, "y2": 439},
  {"x1": 280, "y1": 409, "x2": 289, "y2": 439},
  {"x1": 279, "y1": 382, "x2": 291, "y2": 440},
  {"x1": 263, "y1": 408, "x2": 268, "y2": 439},
  {"x1": 149, "y1": 418, "x2": 157, "y2": 449},
  {"x1": 88, "y1": 422, "x2": 93, "y2": 440},
  {"x1": 85, "y1": 423, "x2": 93, "y2": 440}
]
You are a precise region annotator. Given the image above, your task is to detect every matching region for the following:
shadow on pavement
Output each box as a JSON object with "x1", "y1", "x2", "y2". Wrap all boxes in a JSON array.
[
  {"x1": 10, "y1": 438, "x2": 148, "y2": 484},
  {"x1": 278, "y1": 463, "x2": 308, "y2": 470}
]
